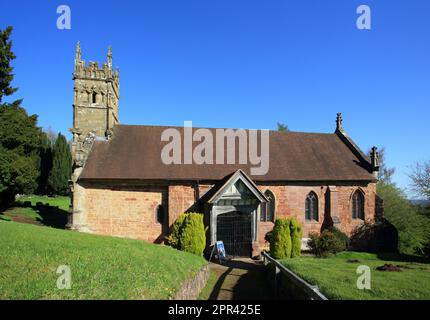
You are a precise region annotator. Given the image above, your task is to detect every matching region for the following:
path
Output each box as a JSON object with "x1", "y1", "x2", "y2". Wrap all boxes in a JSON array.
[{"x1": 205, "y1": 258, "x2": 274, "y2": 300}]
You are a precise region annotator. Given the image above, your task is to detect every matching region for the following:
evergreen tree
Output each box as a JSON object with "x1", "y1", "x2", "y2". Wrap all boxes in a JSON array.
[
  {"x1": 0, "y1": 26, "x2": 44, "y2": 208},
  {"x1": 48, "y1": 133, "x2": 72, "y2": 195},
  {"x1": 37, "y1": 132, "x2": 53, "y2": 194}
]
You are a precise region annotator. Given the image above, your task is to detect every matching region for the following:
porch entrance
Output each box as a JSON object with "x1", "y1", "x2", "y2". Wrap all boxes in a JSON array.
[{"x1": 216, "y1": 211, "x2": 252, "y2": 257}]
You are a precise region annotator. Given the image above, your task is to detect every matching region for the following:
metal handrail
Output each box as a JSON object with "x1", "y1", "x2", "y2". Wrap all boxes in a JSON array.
[{"x1": 262, "y1": 251, "x2": 328, "y2": 300}]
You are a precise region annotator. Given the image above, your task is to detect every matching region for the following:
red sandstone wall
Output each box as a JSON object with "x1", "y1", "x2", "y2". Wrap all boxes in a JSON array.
[
  {"x1": 83, "y1": 185, "x2": 167, "y2": 242},
  {"x1": 256, "y1": 183, "x2": 377, "y2": 250},
  {"x1": 79, "y1": 181, "x2": 377, "y2": 253}
]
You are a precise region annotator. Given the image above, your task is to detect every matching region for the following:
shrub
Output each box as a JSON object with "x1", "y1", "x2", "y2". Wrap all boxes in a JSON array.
[
  {"x1": 270, "y1": 219, "x2": 292, "y2": 259},
  {"x1": 308, "y1": 230, "x2": 345, "y2": 258},
  {"x1": 350, "y1": 218, "x2": 398, "y2": 253},
  {"x1": 179, "y1": 213, "x2": 206, "y2": 256},
  {"x1": 326, "y1": 226, "x2": 349, "y2": 251},
  {"x1": 167, "y1": 213, "x2": 189, "y2": 249},
  {"x1": 290, "y1": 217, "x2": 303, "y2": 258},
  {"x1": 168, "y1": 213, "x2": 206, "y2": 256}
]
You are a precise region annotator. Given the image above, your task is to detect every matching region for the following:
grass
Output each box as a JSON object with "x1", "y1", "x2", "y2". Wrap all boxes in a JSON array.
[
  {"x1": 0, "y1": 195, "x2": 70, "y2": 228},
  {"x1": 198, "y1": 271, "x2": 218, "y2": 300},
  {"x1": 281, "y1": 251, "x2": 430, "y2": 300},
  {"x1": 0, "y1": 221, "x2": 207, "y2": 299}
]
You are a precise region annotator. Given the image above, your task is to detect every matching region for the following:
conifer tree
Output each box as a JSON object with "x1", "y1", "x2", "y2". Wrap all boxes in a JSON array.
[{"x1": 48, "y1": 133, "x2": 72, "y2": 195}]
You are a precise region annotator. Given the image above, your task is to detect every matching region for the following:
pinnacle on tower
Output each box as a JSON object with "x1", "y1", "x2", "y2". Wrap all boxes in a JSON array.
[
  {"x1": 107, "y1": 45, "x2": 112, "y2": 68},
  {"x1": 75, "y1": 41, "x2": 81, "y2": 61}
]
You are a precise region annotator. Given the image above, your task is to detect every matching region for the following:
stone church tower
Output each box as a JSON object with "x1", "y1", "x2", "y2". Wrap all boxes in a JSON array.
[{"x1": 68, "y1": 42, "x2": 120, "y2": 230}]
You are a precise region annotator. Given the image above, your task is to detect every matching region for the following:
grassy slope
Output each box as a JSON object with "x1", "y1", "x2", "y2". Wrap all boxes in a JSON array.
[
  {"x1": 281, "y1": 252, "x2": 430, "y2": 300},
  {"x1": 0, "y1": 221, "x2": 207, "y2": 299}
]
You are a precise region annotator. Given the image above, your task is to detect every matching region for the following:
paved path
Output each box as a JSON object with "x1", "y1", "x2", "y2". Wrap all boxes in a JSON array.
[{"x1": 207, "y1": 258, "x2": 274, "y2": 300}]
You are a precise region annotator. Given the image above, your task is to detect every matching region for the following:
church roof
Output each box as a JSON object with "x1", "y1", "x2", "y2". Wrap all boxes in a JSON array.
[{"x1": 79, "y1": 124, "x2": 376, "y2": 182}]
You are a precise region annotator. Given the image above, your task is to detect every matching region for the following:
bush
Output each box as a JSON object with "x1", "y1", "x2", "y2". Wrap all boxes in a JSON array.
[
  {"x1": 290, "y1": 218, "x2": 303, "y2": 258},
  {"x1": 308, "y1": 230, "x2": 345, "y2": 258},
  {"x1": 350, "y1": 218, "x2": 398, "y2": 253},
  {"x1": 167, "y1": 213, "x2": 189, "y2": 249},
  {"x1": 179, "y1": 213, "x2": 206, "y2": 256},
  {"x1": 326, "y1": 226, "x2": 349, "y2": 250},
  {"x1": 168, "y1": 213, "x2": 206, "y2": 256},
  {"x1": 270, "y1": 219, "x2": 292, "y2": 259}
]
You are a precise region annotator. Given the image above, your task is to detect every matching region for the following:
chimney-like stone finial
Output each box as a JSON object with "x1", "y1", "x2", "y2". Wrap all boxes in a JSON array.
[
  {"x1": 370, "y1": 146, "x2": 380, "y2": 178},
  {"x1": 75, "y1": 41, "x2": 81, "y2": 61},
  {"x1": 336, "y1": 112, "x2": 343, "y2": 131}
]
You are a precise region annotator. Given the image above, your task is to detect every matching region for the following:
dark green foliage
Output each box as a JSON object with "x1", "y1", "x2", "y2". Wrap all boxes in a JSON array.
[
  {"x1": 0, "y1": 26, "x2": 17, "y2": 102},
  {"x1": 326, "y1": 226, "x2": 349, "y2": 250},
  {"x1": 350, "y1": 218, "x2": 398, "y2": 253},
  {"x1": 308, "y1": 230, "x2": 345, "y2": 258},
  {"x1": 0, "y1": 102, "x2": 44, "y2": 208},
  {"x1": 37, "y1": 133, "x2": 53, "y2": 194},
  {"x1": 290, "y1": 217, "x2": 303, "y2": 258},
  {"x1": 270, "y1": 219, "x2": 292, "y2": 259},
  {"x1": 377, "y1": 182, "x2": 430, "y2": 255},
  {"x1": 48, "y1": 133, "x2": 72, "y2": 195},
  {"x1": 0, "y1": 27, "x2": 45, "y2": 208},
  {"x1": 168, "y1": 213, "x2": 206, "y2": 256}
]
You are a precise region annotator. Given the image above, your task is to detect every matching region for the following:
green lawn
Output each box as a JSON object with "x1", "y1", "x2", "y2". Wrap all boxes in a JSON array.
[
  {"x1": 0, "y1": 195, "x2": 70, "y2": 228},
  {"x1": 0, "y1": 221, "x2": 207, "y2": 299},
  {"x1": 281, "y1": 251, "x2": 430, "y2": 300}
]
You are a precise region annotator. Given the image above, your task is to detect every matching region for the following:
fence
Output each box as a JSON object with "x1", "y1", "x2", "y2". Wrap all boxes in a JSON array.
[{"x1": 262, "y1": 251, "x2": 328, "y2": 300}]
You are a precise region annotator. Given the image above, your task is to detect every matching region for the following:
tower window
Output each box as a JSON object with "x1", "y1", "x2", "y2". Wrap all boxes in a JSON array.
[
  {"x1": 92, "y1": 92, "x2": 97, "y2": 103},
  {"x1": 305, "y1": 192, "x2": 318, "y2": 221},
  {"x1": 352, "y1": 190, "x2": 365, "y2": 220}
]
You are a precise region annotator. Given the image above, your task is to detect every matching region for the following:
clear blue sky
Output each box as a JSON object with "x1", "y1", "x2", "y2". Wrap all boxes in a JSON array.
[{"x1": 1, "y1": 0, "x2": 429, "y2": 195}]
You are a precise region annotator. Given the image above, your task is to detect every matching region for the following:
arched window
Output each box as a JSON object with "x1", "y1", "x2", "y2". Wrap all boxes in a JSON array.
[
  {"x1": 305, "y1": 192, "x2": 318, "y2": 221},
  {"x1": 265, "y1": 190, "x2": 275, "y2": 222},
  {"x1": 352, "y1": 190, "x2": 365, "y2": 220},
  {"x1": 92, "y1": 92, "x2": 97, "y2": 103},
  {"x1": 156, "y1": 205, "x2": 165, "y2": 224}
]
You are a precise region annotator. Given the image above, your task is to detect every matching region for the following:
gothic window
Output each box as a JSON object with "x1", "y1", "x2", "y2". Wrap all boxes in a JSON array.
[
  {"x1": 92, "y1": 92, "x2": 97, "y2": 104},
  {"x1": 156, "y1": 205, "x2": 165, "y2": 224},
  {"x1": 352, "y1": 190, "x2": 365, "y2": 220},
  {"x1": 305, "y1": 192, "x2": 318, "y2": 221}
]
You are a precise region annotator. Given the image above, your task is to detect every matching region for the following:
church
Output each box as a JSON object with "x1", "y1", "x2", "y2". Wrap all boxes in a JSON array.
[{"x1": 69, "y1": 43, "x2": 382, "y2": 257}]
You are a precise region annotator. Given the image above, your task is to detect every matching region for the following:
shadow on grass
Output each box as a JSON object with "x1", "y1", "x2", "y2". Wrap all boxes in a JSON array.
[
  {"x1": 376, "y1": 252, "x2": 430, "y2": 264},
  {"x1": 14, "y1": 200, "x2": 68, "y2": 229}
]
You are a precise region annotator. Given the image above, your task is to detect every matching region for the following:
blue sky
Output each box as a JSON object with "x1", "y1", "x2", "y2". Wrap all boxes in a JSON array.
[{"x1": 1, "y1": 0, "x2": 429, "y2": 195}]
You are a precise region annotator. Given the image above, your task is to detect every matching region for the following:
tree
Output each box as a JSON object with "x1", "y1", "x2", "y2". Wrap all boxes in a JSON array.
[
  {"x1": 377, "y1": 181, "x2": 429, "y2": 255},
  {"x1": 37, "y1": 132, "x2": 53, "y2": 194},
  {"x1": 277, "y1": 122, "x2": 289, "y2": 132},
  {"x1": 408, "y1": 160, "x2": 430, "y2": 200},
  {"x1": 48, "y1": 133, "x2": 72, "y2": 195},
  {"x1": 0, "y1": 26, "x2": 44, "y2": 208},
  {"x1": 0, "y1": 26, "x2": 17, "y2": 103}
]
